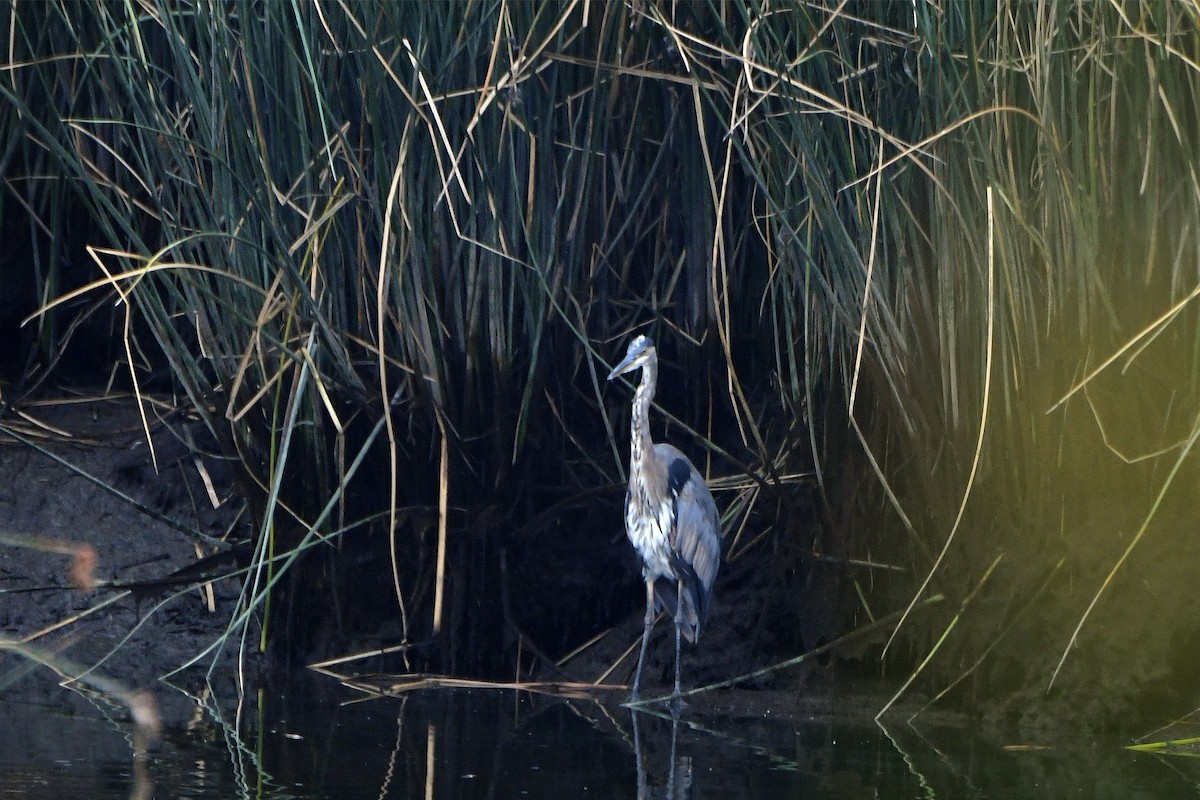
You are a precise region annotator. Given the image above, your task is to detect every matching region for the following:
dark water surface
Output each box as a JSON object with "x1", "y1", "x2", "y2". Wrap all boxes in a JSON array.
[{"x1": 2, "y1": 681, "x2": 1198, "y2": 799}]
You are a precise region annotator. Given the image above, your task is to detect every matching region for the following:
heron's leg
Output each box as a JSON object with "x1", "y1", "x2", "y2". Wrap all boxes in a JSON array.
[
  {"x1": 673, "y1": 579, "x2": 684, "y2": 698},
  {"x1": 633, "y1": 574, "x2": 655, "y2": 699},
  {"x1": 632, "y1": 709, "x2": 649, "y2": 799}
]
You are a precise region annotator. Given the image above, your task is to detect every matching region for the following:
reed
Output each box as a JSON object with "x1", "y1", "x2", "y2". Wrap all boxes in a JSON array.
[
  {"x1": 2, "y1": 0, "x2": 1197, "y2": 727},
  {"x1": 845, "y1": 1, "x2": 1200, "y2": 727}
]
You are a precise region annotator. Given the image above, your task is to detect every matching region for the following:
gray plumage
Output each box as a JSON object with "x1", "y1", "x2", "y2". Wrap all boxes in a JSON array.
[{"x1": 608, "y1": 335, "x2": 721, "y2": 700}]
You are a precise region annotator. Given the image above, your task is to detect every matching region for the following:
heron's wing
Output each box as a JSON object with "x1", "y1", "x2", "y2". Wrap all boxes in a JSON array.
[
  {"x1": 649, "y1": 445, "x2": 721, "y2": 640},
  {"x1": 673, "y1": 473, "x2": 721, "y2": 598}
]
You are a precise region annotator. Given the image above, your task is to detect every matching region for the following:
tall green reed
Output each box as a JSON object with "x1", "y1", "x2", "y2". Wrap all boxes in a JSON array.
[
  {"x1": 0, "y1": 0, "x2": 984, "y2": 665},
  {"x1": 847, "y1": 1, "x2": 1200, "y2": 724},
  {"x1": 4, "y1": 0, "x2": 1196, "y2": 726}
]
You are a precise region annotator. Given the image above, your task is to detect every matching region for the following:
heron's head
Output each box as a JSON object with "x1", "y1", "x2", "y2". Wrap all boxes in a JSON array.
[{"x1": 607, "y1": 334, "x2": 656, "y2": 380}]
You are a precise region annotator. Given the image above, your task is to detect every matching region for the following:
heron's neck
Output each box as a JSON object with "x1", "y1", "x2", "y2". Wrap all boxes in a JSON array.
[{"x1": 629, "y1": 358, "x2": 656, "y2": 473}]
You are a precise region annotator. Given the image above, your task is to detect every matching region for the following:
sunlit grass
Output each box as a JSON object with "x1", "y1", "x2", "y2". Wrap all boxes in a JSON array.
[{"x1": 845, "y1": 1, "x2": 1200, "y2": 726}]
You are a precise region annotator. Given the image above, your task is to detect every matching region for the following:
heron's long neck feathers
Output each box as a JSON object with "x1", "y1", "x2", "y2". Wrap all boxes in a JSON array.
[{"x1": 629, "y1": 355, "x2": 656, "y2": 473}]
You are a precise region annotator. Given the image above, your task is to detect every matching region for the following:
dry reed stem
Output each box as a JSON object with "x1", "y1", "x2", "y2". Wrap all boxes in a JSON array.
[
  {"x1": 432, "y1": 417, "x2": 450, "y2": 635},
  {"x1": 339, "y1": 672, "x2": 629, "y2": 702},
  {"x1": 0, "y1": 636, "x2": 162, "y2": 741},
  {"x1": 1048, "y1": 406, "x2": 1200, "y2": 690},
  {"x1": 628, "y1": 593, "x2": 945, "y2": 709},
  {"x1": 875, "y1": 554, "x2": 1003, "y2": 721},
  {"x1": 1046, "y1": 282, "x2": 1200, "y2": 414},
  {"x1": 881, "y1": 185, "x2": 997, "y2": 660}
]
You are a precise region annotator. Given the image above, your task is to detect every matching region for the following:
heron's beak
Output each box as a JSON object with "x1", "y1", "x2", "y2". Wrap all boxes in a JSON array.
[{"x1": 607, "y1": 353, "x2": 639, "y2": 381}]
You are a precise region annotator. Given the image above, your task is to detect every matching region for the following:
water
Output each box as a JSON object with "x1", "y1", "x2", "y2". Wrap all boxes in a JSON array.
[{"x1": 2, "y1": 682, "x2": 1198, "y2": 799}]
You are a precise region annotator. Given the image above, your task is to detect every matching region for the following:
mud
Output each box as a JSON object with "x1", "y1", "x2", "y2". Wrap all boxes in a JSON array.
[{"x1": 0, "y1": 395, "x2": 255, "y2": 714}]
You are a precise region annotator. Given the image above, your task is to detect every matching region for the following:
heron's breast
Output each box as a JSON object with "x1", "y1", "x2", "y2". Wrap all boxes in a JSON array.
[{"x1": 625, "y1": 487, "x2": 675, "y2": 579}]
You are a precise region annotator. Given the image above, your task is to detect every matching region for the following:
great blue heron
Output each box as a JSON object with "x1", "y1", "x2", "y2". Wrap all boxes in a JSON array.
[{"x1": 608, "y1": 335, "x2": 721, "y2": 700}]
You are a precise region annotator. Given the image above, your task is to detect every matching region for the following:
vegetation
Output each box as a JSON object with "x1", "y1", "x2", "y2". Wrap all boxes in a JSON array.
[{"x1": 1, "y1": 0, "x2": 1197, "y2": 730}]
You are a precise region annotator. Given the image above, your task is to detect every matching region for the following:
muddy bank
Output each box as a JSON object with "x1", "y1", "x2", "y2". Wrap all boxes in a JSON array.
[
  {"x1": 0, "y1": 392, "x2": 852, "y2": 731},
  {"x1": 0, "y1": 395, "x2": 254, "y2": 712}
]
